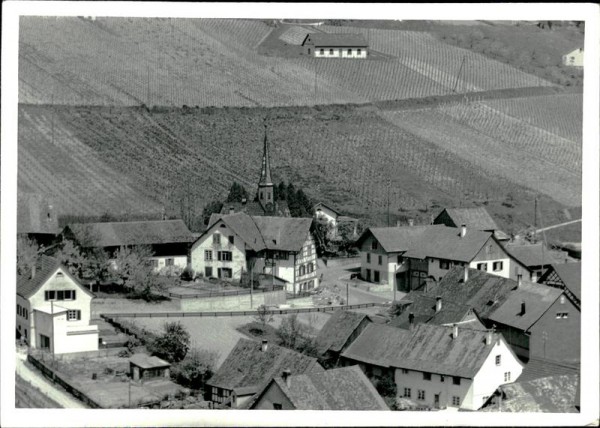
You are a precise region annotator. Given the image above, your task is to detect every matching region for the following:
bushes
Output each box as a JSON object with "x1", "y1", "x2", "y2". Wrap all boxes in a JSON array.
[
  {"x1": 147, "y1": 322, "x2": 190, "y2": 363},
  {"x1": 171, "y1": 349, "x2": 218, "y2": 390}
]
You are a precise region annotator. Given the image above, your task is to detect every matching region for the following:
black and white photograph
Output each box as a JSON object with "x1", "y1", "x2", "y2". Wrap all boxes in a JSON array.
[{"x1": 1, "y1": 2, "x2": 598, "y2": 427}]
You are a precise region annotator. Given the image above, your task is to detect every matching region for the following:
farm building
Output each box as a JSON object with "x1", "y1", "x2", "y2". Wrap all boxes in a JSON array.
[
  {"x1": 62, "y1": 219, "x2": 195, "y2": 278},
  {"x1": 302, "y1": 33, "x2": 368, "y2": 58},
  {"x1": 562, "y1": 48, "x2": 584, "y2": 67},
  {"x1": 129, "y1": 353, "x2": 171, "y2": 384},
  {"x1": 313, "y1": 202, "x2": 358, "y2": 240},
  {"x1": 221, "y1": 127, "x2": 290, "y2": 217},
  {"x1": 16, "y1": 255, "x2": 99, "y2": 354},
  {"x1": 340, "y1": 323, "x2": 523, "y2": 411},
  {"x1": 206, "y1": 338, "x2": 323, "y2": 408},
  {"x1": 248, "y1": 365, "x2": 389, "y2": 410},
  {"x1": 17, "y1": 192, "x2": 59, "y2": 247},
  {"x1": 192, "y1": 212, "x2": 319, "y2": 295},
  {"x1": 314, "y1": 310, "x2": 372, "y2": 367},
  {"x1": 356, "y1": 224, "x2": 530, "y2": 293},
  {"x1": 504, "y1": 242, "x2": 569, "y2": 280},
  {"x1": 433, "y1": 207, "x2": 509, "y2": 242}
]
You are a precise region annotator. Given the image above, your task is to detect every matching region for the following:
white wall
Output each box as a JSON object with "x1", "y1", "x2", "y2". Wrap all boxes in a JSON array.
[
  {"x1": 33, "y1": 310, "x2": 99, "y2": 354},
  {"x1": 314, "y1": 47, "x2": 367, "y2": 58},
  {"x1": 149, "y1": 255, "x2": 188, "y2": 273},
  {"x1": 294, "y1": 234, "x2": 319, "y2": 294},
  {"x1": 469, "y1": 257, "x2": 510, "y2": 278}
]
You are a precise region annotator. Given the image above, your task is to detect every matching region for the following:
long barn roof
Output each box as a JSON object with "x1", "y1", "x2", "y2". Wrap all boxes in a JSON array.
[{"x1": 303, "y1": 33, "x2": 368, "y2": 47}]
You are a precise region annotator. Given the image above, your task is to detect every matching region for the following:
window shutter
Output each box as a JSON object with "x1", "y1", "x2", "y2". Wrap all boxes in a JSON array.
[
  {"x1": 45, "y1": 291, "x2": 49, "y2": 301},
  {"x1": 77, "y1": 310, "x2": 81, "y2": 320},
  {"x1": 72, "y1": 290, "x2": 76, "y2": 300}
]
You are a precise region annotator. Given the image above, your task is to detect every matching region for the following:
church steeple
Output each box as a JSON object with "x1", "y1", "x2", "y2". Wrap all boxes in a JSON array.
[{"x1": 258, "y1": 122, "x2": 274, "y2": 208}]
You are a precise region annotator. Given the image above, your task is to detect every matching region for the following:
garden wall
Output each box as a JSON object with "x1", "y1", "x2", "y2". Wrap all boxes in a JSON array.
[{"x1": 179, "y1": 290, "x2": 286, "y2": 312}]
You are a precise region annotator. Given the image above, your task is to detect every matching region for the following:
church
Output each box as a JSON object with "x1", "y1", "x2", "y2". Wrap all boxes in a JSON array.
[{"x1": 220, "y1": 125, "x2": 291, "y2": 217}]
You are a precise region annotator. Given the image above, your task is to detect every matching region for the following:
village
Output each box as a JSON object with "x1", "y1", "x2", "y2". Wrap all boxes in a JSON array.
[{"x1": 9, "y1": 12, "x2": 590, "y2": 420}]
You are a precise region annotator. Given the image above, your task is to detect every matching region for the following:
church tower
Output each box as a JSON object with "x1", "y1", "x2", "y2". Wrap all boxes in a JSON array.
[{"x1": 258, "y1": 123, "x2": 274, "y2": 211}]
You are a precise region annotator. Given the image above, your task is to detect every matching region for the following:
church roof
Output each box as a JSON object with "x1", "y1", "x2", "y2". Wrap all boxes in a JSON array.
[{"x1": 258, "y1": 125, "x2": 273, "y2": 187}]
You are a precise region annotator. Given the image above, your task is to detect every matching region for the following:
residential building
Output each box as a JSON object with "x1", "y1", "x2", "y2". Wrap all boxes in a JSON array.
[
  {"x1": 313, "y1": 202, "x2": 358, "y2": 240},
  {"x1": 221, "y1": 125, "x2": 290, "y2": 217},
  {"x1": 356, "y1": 224, "x2": 530, "y2": 293},
  {"x1": 248, "y1": 366, "x2": 389, "y2": 410},
  {"x1": 206, "y1": 338, "x2": 323, "y2": 408},
  {"x1": 314, "y1": 310, "x2": 371, "y2": 366},
  {"x1": 191, "y1": 212, "x2": 318, "y2": 294},
  {"x1": 538, "y1": 262, "x2": 581, "y2": 310},
  {"x1": 488, "y1": 281, "x2": 580, "y2": 364},
  {"x1": 341, "y1": 323, "x2": 524, "y2": 411},
  {"x1": 433, "y1": 207, "x2": 509, "y2": 242},
  {"x1": 562, "y1": 48, "x2": 584, "y2": 67},
  {"x1": 62, "y1": 219, "x2": 194, "y2": 278},
  {"x1": 505, "y1": 242, "x2": 569, "y2": 280},
  {"x1": 302, "y1": 33, "x2": 368, "y2": 58},
  {"x1": 16, "y1": 255, "x2": 99, "y2": 354},
  {"x1": 17, "y1": 192, "x2": 59, "y2": 247}
]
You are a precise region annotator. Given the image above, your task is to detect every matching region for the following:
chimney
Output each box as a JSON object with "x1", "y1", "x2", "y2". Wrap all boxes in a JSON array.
[
  {"x1": 435, "y1": 296, "x2": 442, "y2": 312},
  {"x1": 460, "y1": 224, "x2": 467, "y2": 238},
  {"x1": 520, "y1": 301, "x2": 526, "y2": 316},
  {"x1": 485, "y1": 329, "x2": 494, "y2": 345},
  {"x1": 408, "y1": 219, "x2": 414, "y2": 227},
  {"x1": 452, "y1": 324, "x2": 459, "y2": 339},
  {"x1": 517, "y1": 274, "x2": 522, "y2": 288},
  {"x1": 229, "y1": 207, "x2": 235, "y2": 215},
  {"x1": 31, "y1": 265, "x2": 36, "y2": 280},
  {"x1": 408, "y1": 312, "x2": 415, "y2": 328},
  {"x1": 463, "y1": 265, "x2": 469, "y2": 283},
  {"x1": 261, "y1": 340, "x2": 268, "y2": 352},
  {"x1": 282, "y1": 369, "x2": 292, "y2": 388},
  {"x1": 531, "y1": 271, "x2": 538, "y2": 283}
]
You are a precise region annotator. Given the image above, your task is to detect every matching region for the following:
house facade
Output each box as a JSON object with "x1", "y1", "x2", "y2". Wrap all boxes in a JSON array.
[
  {"x1": 538, "y1": 262, "x2": 581, "y2": 310},
  {"x1": 17, "y1": 256, "x2": 99, "y2": 354},
  {"x1": 302, "y1": 33, "x2": 368, "y2": 58},
  {"x1": 357, "y1": 225, "x2": 530, "y2": 293},
  {"x1": 341, "y1": 323, "x2": 524, "y2": 411},
  {"x1": 562, "y1": 48, "x2": 584, "y2": 67},
  {"x1": 191, "y1": 212, "x2": 318, "y2": 294},
  {"x1": 313, "y1": 202, "x2": 358, "y2": 240}
]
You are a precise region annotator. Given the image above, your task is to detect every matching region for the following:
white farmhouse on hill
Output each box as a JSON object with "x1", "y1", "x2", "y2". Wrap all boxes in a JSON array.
[
  {"x1": 562, "y1": 48, "x2": 583, "y2": 67},
  {"x1": 16, "y1": 256, "x2": 99, "y2": 354},
  {"x1": 302, "y1": 33, "x2": 368, "y2": 58}
]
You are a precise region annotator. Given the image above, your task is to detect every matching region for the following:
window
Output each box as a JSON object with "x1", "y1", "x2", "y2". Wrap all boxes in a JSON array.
[
  {"x1": 320, "y1": 48, "x2": 324, "y2": 55},
  {"x1": 439, "y1": 259, "x2": 450, "y2": 270},
  {"x1": 439, "y1": 375, "x2": 445, "y2": 382},
  {"x1": 307, "y1": 262, "x2": 314, "y2": 273},
  {"x1": 452, "y1": 396, "x2": 461, "y2": 406},
  {"x1": 366, "y1": 269, "x2": 371, "y2": 281},
  {"x1": 397, "y1": 255, "x2": 403, "y2": 264},
  {"x1": 453, "y1": 376, "x2": 461, "y2": 385},
  {"x1": 347, "y1": 48, "x2": 352, "y2": 55},
  {"x1": 357, "y1": 48, "x2": 362, "y2": 55},
  {"x1": 219, "y1": 268, "x2": 232, "y2": 279},
  {"x1": 477, "y1": 263, "x2": 488, "y2": 271},
  {"x1": 17, "y1": 304, "x2": 21, "y2": 316},
  {"x1": 205, "y1": 250, "x2": 213, "y2": 261},
  {"x1": 213, "y1": 234, "x2": 221, "y2": 245},
  {"x1": 329, "y1": 48, "x2": 333, "y2": 55},
  {"x1": 273, "y1": 403, "x2": 282, "y2": 410},
  {"x1": 228, "y1": 236, "x2": 234, "y2": 245},
  {"x1": 504, "y1": 372, "x2": 511, "y2": 382},
  {"x1": 150, "y1": 259, "x2": 159, "y2": 268},
  {"x1": 417, "y1": 390, "x2": 425, "y2": 400},
  {"x1": 218, "y1": 251, "x2": 232, "y2": 262},
  {"x1": 401, "y1": 369, "x2": 409, "y2": 374},
  {"x1": 57, "y1": 290, "x2": 65, "y2": 300},
  {"x1": 166, "y1": 258, "x2": 174, "y2": 267},
  {"x1": 56, "y1": 272, "x2": 64, "y2": 278},
  {"x1": 556, "y1": 312, "x2": 569, "y2": 319},
  {"x1": 205, "y1": 267, "x2": 213, "y2": 278},
  {"x1": 495, "y1": 355, "x2": 501, "y2": 366},
  {"x1": 493, "y1": 261, "x2": 503, "y2": 272},
  {"x1": 371, "y1": 241, "x2": 378, "y2": 250},
  {"x1": 373, "y1": 270, "x2": 380, "y2": 283},
  {"x1": 378, "y1": 255, "x2": 383, "y2": 265},
  {"x1": 24, "y1": 329, "x2": 27, "y2": 338},
  {"x1": 560, "y1": 295, "x2": 566, "y2": 304},
  {"x1": 366, "y1": 253, "x2": 371, "y2": 263},
  {"x1": 39, "y1": 334, "x2": 50, "y2": 349},
  {"x1": 299, "y1": 265, "x2": 306, "y2": 276},
  {"x1": 423, "y1": 372, "x2": 431, "y2": 381},
  {"x1": 67, "y1": 310, "x2": 81, "y2": 321},
  {"x1": 403, "y1": 388, "x2": 411, "y2": 398},
  {"x1": 306, "y1": 245, "x2": 312, "y2": 257}
]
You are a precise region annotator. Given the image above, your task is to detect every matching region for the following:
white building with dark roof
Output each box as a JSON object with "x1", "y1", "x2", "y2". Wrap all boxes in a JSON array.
[{"x1": 302, "y1": 33, "x2": 368, "y2": 58}]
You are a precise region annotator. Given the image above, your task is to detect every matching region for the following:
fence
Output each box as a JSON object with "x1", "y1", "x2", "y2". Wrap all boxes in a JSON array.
[
  {"x1": 27, "y1": 353, "x2": 103, "y2": 409},
  {"x1": 168, "y1": 285, "x2": 285, "y2": 299},
  {"x1": 101, "y1": 302, "x2": 385, "y2": 319}
]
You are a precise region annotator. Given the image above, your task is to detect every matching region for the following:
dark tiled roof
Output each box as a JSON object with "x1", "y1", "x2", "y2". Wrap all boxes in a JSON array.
[
  {"x1": 505, "y1": 243, "x2": 567, "y2": 267},
  {"x1": 17, "y1": 255, "x2": 61, "y2": 298},
  {"x1": 271, "y1": 365, "x2": 389, "y2": 410},
  {"x1": 17, "y1": 193, "x2": 59, "y2": 235},
  {"x1": 356, "y1": 226, "x2": 434, "y2": 253},
  {"x1": 65, "y1": 220, "x2": 194, "y2": 248},
  {"x1": 390, "y1": 292, "x2": 476, "y2": 329},
  {"x1": 436, "y1": 207, "x2": 499, "y2": 231},
  {"x1": 129, "y1": 353, "x2": 170, "y2": 369},
  {"x1": 304, "y1": 33, "x2": 368, "y2": 47},
  {"x1": 552, "y1": 262, "x2": 581, "y2": 301},
  {"x1": 488, "y1": 282, "x2": 563, "y2": 331},
  {"x1": 315, "y1": 310, "x2": 370, "y2": 354},
  {"x1": 341, "y1": 324, "x2": 411, "y2": 367},
  {"x1": 517, "y1": 358, "x2": 580, "y2": 383},
  {"x1": 207, "y1": 338, "x2": 322, "y2": 391},
  {"x1": 404, "y1": 226, "x2": 493, "y2": 262},
  {"x1": 220, "y1": 200, "x2": 290, "y2": 217},
  {"x1": 484, "y1": 374, "x2": 579, "y2": 413}
]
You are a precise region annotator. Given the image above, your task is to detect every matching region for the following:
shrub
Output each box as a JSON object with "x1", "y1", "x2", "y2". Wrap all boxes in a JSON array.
[
  {"x1": 171, "y1": 349, "x2": 218, "y2": 390},
  {"x1": 180, "y1": 265, "x2": 195, "y2": 281},
  {"x1": 147, "y1": 322, "x2": 190, "y2": 363},
  {"x1": 254, "y1": 304, "x2": 274, "y2": 327}
]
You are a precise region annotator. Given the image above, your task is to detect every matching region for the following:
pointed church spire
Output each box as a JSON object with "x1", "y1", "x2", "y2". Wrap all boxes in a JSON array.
[{"x1": 259, "y1": 121, "x2": 273, "y2": 187}]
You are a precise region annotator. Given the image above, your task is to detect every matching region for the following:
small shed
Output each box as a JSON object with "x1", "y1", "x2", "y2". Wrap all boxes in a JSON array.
[{"x1": 129, "y1": 354, "x2": 171, "y2": 383}]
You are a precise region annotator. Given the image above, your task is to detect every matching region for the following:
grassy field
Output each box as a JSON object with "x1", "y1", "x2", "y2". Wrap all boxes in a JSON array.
[{"x1": 15, "y1": 374, "x2": 62, "y2": 408}]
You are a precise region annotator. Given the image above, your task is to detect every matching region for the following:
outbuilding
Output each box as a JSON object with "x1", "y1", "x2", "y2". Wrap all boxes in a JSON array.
[
  {"x1": 129, "y1": 354, "x2": 171, "y2": 383},
  {"x1": 302, "y1": 33, "x2": 368, "y2": 58}
]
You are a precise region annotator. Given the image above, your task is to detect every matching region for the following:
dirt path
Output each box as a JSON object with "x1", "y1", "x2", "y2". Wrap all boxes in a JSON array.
[
  {"x1": 15, "y1": 350, "x2": 88, "y2": 409},
  {"x1": 536, "y1": 218, "x2": 582, "y2": 233}
]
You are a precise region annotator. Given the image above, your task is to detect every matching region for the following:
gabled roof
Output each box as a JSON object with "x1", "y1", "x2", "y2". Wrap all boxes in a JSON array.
[
  {"x1": 551, "y1": 262, "x2": 581, "y2": 301},
  {"x1": 64, "y1": 220, "x2": 194, "y2": 248},
  {"x1": 504, "y1": 243, "x2": 567, "y2": 268},
  {"x1": 314, "y1": 202, "x2": 341, "y2": 217},
  {"x1": 303, "y1": 33, "x2": 368, "y2": 47},
  {"x1": 129, "y1": 353, "x2": 171, "y2": 369},
  {"x1": 220, "y1": 200, "x2": 290, "y2": 217},
  {"x1": 488, "y1": 282, "x2": 564, "y2": 331},
  {"x1": 435, "y1": 207, "x2": 499, "y2": 231},
  {"x1": 202, "y1": 212, "x2": 312, "y2": 253},
  {"x1": 207, "y1": 338, "x2": 322, "y2": 391},
  {"x1": 389, "y1": 291, "x2": 473, "y2": 330},
  {"x1": 17, "y1": 255, "x2": 93, "y2": 300},
  {"x1": 315, "y1": 310, "x2": 370, "y2": 355},
  {"x1": 356, "y1": 226, "x2": 434, "y2": 253},
  {"x1": 267, "y1": 366, "x2": 389, "y2": 410},
  {"x1": 17, "y1": 193, "x2": 59, "y2": 235},
  {"x1": 341, "y1": 324, "x2": 412, "y2": 368}
]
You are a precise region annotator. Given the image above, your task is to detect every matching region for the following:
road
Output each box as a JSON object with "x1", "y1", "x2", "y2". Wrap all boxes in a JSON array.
[
  {"x1": 535, "y1": 219, "x2": 581, "y2": 233},
  {"x1": 15, "y1": 348, "x2": 88, "y2": 409}
]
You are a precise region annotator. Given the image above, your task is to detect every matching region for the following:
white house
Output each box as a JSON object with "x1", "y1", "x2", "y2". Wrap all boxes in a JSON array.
[
  {"x1": 17, "y1": 256, "x2": 99, "y2": 354},
  {"x1": 302, "y1": 33, "x2": 368, "y2": 59},
  {"x1": 562, "y1": 48, "x2": 584, "y2": 67},
  {"x1": 341, "y1": 323, "x2": 524, "y2": 411},
  {"x1": 191, "y1": 212, "x2": 319, "y2": 295},
  {"x1": 313, "y1": 202, "x2": 358, "y2": 240}
]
